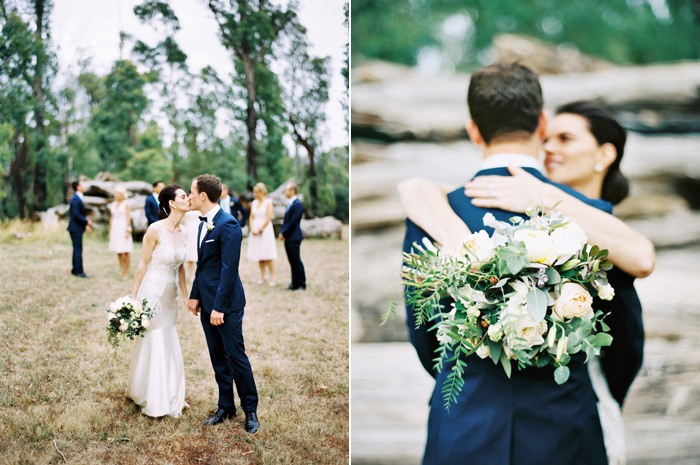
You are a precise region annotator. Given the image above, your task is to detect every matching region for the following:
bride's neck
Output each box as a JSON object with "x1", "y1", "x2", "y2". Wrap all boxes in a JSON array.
[{"x1": 164, "y1": 211, "x2": 184, "y2": 230}]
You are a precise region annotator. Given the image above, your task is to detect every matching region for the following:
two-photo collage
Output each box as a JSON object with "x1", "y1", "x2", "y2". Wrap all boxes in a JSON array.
[{"x1": 1, "y1": 0, "x2": 699, "y2": 464}]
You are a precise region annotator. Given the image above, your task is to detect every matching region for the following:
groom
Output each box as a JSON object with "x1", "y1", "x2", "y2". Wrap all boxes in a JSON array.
[
  {"x1": 404, "y1": 62, "x2": 612, "y2": 465},
  {"x1": 187, "y1": 174, "x2": 259, "y2": 433}
]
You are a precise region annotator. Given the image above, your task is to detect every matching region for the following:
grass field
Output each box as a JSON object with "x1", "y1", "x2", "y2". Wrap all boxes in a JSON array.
[{"x1": 0, "y1": 222, "x2": 349, "y2": 464}]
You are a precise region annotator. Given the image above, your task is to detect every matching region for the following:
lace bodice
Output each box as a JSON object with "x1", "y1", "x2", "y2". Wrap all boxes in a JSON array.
[{"x1": 137, "y1": 223, "x2": 187, "y2": 307}]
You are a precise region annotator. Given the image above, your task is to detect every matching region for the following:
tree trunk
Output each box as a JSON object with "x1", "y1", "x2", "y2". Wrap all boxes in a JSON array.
[
  {"x1": 243, "y1": 55, "x2": 258, "y2": 188},
  {"x1": 290, "y1": 118, "x2": 317, "y2": 215},
  {"x1": 10, "y1": 131, "x2": 30, "y2": 219},
  {"x1": 31, "y1": 0, "x2": 47, "y2": 212}
]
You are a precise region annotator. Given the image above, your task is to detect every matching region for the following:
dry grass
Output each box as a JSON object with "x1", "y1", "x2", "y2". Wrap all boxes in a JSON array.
[{"x1": 0, "y1": 223, "x2": 349, "y2": 464}]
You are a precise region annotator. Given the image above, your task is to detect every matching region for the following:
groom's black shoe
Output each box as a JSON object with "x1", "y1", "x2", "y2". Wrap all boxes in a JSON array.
[
  {"x1": 203, "y1": 408, "x2": 235, "y2": 426},
  {"x1": 244, "y1": 411, "x2": 259, "y2": 433},
  {"x1": 72, "y1": 272, "x2": 90, "y2": 278}
]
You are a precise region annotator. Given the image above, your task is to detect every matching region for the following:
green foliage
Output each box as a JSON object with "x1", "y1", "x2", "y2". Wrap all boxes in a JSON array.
[
  {"x1": 352, "y1": 0, "x2": 700, "y2": 70},
  {"x1": 307, "y1": 146, "x2": 349, "y2": 222},
  {"x1": 89, "y1": 60, "x2": 148, "y2": 173}
]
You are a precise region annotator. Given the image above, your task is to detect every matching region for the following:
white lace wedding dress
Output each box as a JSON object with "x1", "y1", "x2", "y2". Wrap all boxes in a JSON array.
[{"x1": 126, "y1": 223, "x2": 188, "y2": 417}]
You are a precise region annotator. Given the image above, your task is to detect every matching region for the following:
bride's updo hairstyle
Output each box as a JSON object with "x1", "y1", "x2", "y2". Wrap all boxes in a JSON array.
[
  {"x1": 555, "y1": 101, "x2": 629, "y2": 205},
  {"x1": 157, "y1": 184, "x2": 183, "y2": 220}
]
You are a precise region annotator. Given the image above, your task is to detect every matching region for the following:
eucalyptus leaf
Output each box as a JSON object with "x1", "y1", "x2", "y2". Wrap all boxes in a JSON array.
[
  {"x1": 526, "y1": 288, "x2": 548, "y2": 322},
  {"x1": 499, "y1": 350, "x2": 512, "y2": 378},
  {"x1": 545, "y1": 267, "x2": 561, "y2": 285},
  {"x1": 487, "y1": 339, "x2": 502, "y2": 364},
  {"x1": 554, "y1": 366, "x2": 570, "y2": 384}
]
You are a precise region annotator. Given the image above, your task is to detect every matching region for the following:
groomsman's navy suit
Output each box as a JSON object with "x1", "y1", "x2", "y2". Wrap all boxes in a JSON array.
[
  {"x1": 404, "y1": 164, "x2": 620, "y2": 465},
  {"x1": 280, "y1": 198, "x2": 306, "y2": 289},
  {"x1": 67, "y1": 193, "x2": 89, "y2": 275},
  {"x1": 145, "y1": 194, "x2": 159, "y2": 225},
  {"x1": 190, "y1": 208, "x2": 258, "y2": 414}
]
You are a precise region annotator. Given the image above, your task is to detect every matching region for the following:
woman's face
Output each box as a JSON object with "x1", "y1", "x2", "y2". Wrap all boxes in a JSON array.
[
  {"x1": 254, "y1": 188, "x2": 264, "y2": 200},
  {"x1": 171, "y1": 189, "x2": 191, "y2": 213},
  {"x1": 543, "y1": 113, "x2": 603, "y2": 187}
]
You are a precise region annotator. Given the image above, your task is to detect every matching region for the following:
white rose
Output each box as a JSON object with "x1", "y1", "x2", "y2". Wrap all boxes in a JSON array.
[
  {"x1": 459, "y1": 230, "x2": 496, "y2": 263},
  {"x1": 596, "y1": 281, "x2": 615, "y2": 301},
  {"x1": 118, "y1": 323, "x2": 128, "y2": 332},
  {"x1": 109, "y1": 302, "x2": 119, "y2": 312},
  {"x1": 513, "y1": 229, "x2": 555, "y2": 264},
  {"x1": 107, "y1": 312, "x2": 116, "y2": 321},
  {"x1": 132, "y1": 300, "x2": 143, "y2": 313},
  {"x1": 476, "y1": 344, "x2": 491, "y2": 359},
  {"x1": 551, "y1": 222, "x2": 588, "y2": 264},
  {"x1": 141, "y1": 318, "x2": 151, "y2": 329},
  {"x1": 553, "y1": 282, "x2": 593, "y2": 319}
]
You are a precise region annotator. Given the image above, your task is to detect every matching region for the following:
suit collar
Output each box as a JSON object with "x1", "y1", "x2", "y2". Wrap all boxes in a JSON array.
[{"x1": 479, "y1": 153, "x2": 544, "y2": 173}]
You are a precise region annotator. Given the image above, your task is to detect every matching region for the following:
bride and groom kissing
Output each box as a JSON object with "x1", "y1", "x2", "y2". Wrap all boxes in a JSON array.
[{"x1": 127, "y1": 174, "x2": 259, "y2": 434}]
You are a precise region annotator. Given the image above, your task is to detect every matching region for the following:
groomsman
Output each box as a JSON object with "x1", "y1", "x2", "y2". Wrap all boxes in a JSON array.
[
  {"x1": 219, "y1": 184, "x2": 233, "y2": 214},
  {"x1": 278, "y1": 182, "x2": 306, "y2": 291},
  {"x1": 145, "y1": 181, "x2": 164, "y2": 226},
  {"x1": 67, "y1": 180, "x2": 92, "y2": 278}
]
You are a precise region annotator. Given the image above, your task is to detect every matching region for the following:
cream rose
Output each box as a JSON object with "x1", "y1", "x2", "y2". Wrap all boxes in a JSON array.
[
  {"x1": 505, "y1": 313, "x2": 548, "y2": 350},
  {"x1": 553, "y1": 282, "x2": 593, "y2": 319},
  {"x1": 107, "y1": 312, "x2": 116, "y2": 321},
  {"x1": 141, "y1": 318, "x2": 151, "y2": 329},
  {"x1": 513, "y1": 229, "x2": 555, "y2": 264},
  {"x1": 118, "y1": 322, "x2": 128, "y2": 332}
]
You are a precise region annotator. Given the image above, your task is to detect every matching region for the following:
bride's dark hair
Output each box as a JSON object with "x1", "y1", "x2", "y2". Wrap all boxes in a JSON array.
[
  {"x1": 555, "y1": 101, "x2": 628, "y2": 205},
  {"x1": 157, "y1": 184, "x2": 183, "y2": 220}
]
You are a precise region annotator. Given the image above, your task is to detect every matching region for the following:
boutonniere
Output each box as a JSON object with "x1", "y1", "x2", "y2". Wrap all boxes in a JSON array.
[{"x1": 206, "y1": 221, "x2": 215, "y2": 231}]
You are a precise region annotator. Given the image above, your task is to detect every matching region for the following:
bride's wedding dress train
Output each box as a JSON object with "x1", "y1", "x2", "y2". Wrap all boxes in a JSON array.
[{"x1": 126, "y1": 224, "x2": 188, "y2": 418}]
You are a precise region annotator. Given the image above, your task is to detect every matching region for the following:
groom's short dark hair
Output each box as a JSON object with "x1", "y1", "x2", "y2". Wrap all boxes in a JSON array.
[
  {"x1": 195, "y1": 174, "x2": 222, "y2": 203},
  {"x1": 467, "y1": 62, "x2": 543, "y2": 144}
]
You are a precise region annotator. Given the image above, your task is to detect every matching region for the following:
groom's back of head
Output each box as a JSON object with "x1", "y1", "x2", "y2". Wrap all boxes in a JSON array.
[{"x1": 467, "y1": 62, "x2": 543, "y2": 145}]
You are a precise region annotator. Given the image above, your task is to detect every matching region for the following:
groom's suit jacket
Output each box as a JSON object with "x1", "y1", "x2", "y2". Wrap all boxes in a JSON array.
[
  {"x1": 190, "y1": 209, "x2": 246, "y2": 323},
  {"x1": 67, "y1": 193, "x2": 89, "y2": 233},
  {"x1": 404, "y1": 167, "x2": 611, "y2": 465}
]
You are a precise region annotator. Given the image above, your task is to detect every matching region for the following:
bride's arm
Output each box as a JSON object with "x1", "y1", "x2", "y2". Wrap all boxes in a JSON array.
[
  {"x1": 177, "y1": 265, "x2": 187, "y2": 309},
  {"x1": 131, "y1": 227, "x2": 159, "y2": 296},
  {"x1": 465, "y1": 166, "x2": 655, "y2": 278},
  {"x1": 397, "y1": 177, "x2": 471, "y2": 251}
]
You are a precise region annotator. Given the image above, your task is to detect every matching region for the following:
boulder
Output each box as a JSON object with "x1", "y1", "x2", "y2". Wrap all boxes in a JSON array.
[{"x1": 301, "y1": 216, "x2": 343, "y2": 239}]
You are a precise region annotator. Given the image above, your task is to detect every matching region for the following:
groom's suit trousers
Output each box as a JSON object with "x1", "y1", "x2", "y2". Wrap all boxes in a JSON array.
[{"x1": 200, "y1": 310, "x2": 258, "y2": 413}]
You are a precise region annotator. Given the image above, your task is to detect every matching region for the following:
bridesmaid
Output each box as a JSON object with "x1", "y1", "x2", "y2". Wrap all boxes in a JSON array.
[
  {"x1": 108, "y1": 186, "x2": 134, "y2": 279},
  {"x1": 246, "y1": 182, "x2": 278, "y2": 285}
]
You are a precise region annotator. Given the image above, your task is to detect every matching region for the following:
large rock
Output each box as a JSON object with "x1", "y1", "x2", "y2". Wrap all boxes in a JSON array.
[
  {"x1": 301, "y1": 216, "x2": 343, "y2": 239},
  {"x1": 352, "y1": 60, "x2": 700, "y2": 141}
]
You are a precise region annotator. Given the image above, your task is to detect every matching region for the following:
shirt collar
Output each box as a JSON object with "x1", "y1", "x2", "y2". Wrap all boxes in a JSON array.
[
  {"x1": 205, "y1": 205, "x2": 221, "y2": 222},
  {"x1": 479, "y1": 153, "x2": 544, "y2": 173},
  {"x1": 76, "y1": 191, "x2": 84, "y2": 200},
  {"x1": 287, "y1": 195, "x2": 298, "y2": 205}
]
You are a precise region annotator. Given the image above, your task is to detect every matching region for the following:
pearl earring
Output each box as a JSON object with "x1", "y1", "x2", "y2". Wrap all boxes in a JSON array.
[{"x1": 594, "y1": 163, "x2": 603, "y2": 173}]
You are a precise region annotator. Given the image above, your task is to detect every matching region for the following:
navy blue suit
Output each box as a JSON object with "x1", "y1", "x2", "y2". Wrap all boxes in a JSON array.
[
  {"x1": 405, "y1": 167, "x2": 612, "y2": 465},
  {"x1": 190, "y1": 209, "x2": 258, "y2": 414},
  {"x1": 280, "y1": 198, "x2": 306, "y2": 289},
  {"x1": 67, "y1": 193, "x2": 89, "y2": 275},
  {"x1": 145, "y1": 194, "x2": 159, "y2": 226}
]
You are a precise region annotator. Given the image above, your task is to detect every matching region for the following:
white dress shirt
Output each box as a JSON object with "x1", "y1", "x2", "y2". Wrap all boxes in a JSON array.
[{"x1": 198, "y1": 205, "x2": 221, "y2": 248}]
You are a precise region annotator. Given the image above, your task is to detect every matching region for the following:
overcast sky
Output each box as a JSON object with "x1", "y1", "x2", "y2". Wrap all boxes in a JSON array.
[{"x1": 51, "y1": 0, "x2": 348, "y2": 148}]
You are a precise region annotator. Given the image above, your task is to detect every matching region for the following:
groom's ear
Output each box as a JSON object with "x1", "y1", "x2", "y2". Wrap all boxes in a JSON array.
[
  {"x1": 465, "y1": 119, "x2": 484, "y2": 146},
  {"x1": 535, "y1": 111, "x2": 548, "y2": 140}
]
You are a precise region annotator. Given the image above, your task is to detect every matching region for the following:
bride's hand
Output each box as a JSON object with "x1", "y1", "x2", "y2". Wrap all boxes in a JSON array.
[{"x1": 464, "y1": 165, "x2": 551, "y2": 213}]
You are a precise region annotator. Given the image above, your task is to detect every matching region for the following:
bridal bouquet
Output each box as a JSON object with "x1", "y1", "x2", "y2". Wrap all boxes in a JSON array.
[
  {"x1": 401, "y1": 206, "x2": 614, "y2": 409},
  {"x1": 106, "y1": 295, "x2": 154, "y2": 349}
]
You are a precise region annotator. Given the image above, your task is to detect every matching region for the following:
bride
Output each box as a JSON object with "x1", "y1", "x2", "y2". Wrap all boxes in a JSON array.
[{"x1": 126, "y1": 184, "x2": 191, "y2": 418}]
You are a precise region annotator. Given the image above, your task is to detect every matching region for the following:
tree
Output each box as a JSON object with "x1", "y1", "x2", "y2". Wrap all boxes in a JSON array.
[
  {"x1": 89, "y1": 60, "x2": 149, "y2": 174},
  {"x1": 206, "y1": 0, "x2": 296, "y2": 186},
  {"x1": 0, "y1": 1, "x2": 57, "y2": 218},
  {"x1": 284, "y1": 28, "x2": 331, "y2": 215}
]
